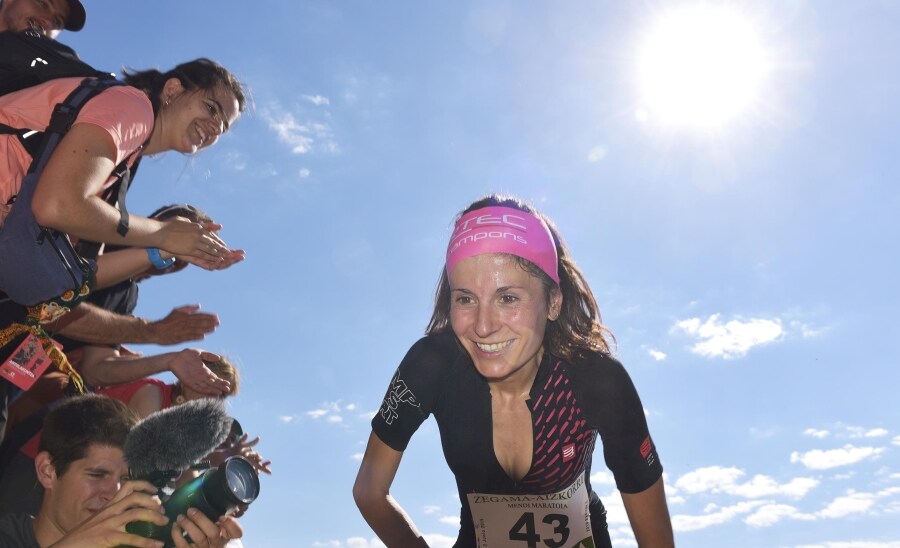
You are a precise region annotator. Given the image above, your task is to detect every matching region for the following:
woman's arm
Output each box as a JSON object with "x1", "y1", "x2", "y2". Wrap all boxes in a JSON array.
[
  {"x1": 49, "y1": 302, "x2": 219, "y2": 345},
  {"x1": 31, "y1": 123, "x2": 228, "y2": 263},
  {"x1": 79, "y1": 346, "x2": 231, "y2": 395},
  {"x1": 93, "y1": 247, "x2": 157, "y2": 289},
  {"x1": 353, "y1": 432, "x2": 429, "y2": 547},
  {"x1": 621, "y1": 476, "x2": 675, "y2": 547}
]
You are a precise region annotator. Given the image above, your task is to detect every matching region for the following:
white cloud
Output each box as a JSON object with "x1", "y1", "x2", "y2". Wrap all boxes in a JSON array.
[
  {"x1": 804, "y1": 428, "x2": 830, "y2": 439},
  {"x1": 796, "y1": 543, "x2": 900, "y2": 548},
  {"x1": 423, "y1": 505, "x2": 440, "y2": 515},
  {"x1": 303, "y1": 94, "x2": 331, "y2": 106},
  {"x1": 789, "y1": 320, "x2": 826, "y2": 339},
  {"x1": 438, "y1": 515, "x2": 459, "y2": 526},
  {"x1": 675, "y1": 466, "x2": 744, "y2": 494},
  {"x1": 608, "y1": 525, "x2": 637, "y2": 546},
  {"x1": 305, "y1": 400, "x2": 363, "y2": 424},
  {"x1": 744, "y1": 503, "x2": 814, "y2": 527},
  {"x1": 263, "y1": 105, "x2": 335, "y2": 155},
  {"x1": 844, "y1": 425, "x2": 889, "y2": 439},
  {"x1": 600, "y1": 488, "x2": 630, "y2": 525},
  {"x1": 312, "y1": 538, "x2": 385, "y2": 547},
  {"x1": 350, "y1": 452, "x2": 363, "y2": 461},
  {"x1": 674, "y1": 466, "x2": 817, "y2": 499},
  {"x1": 671, "y1": 500, "x2": 766, "y2": 532},
  {"x1": 587, "y1": 144, "x2": 607, "y2": 162},
  {"x1": 817, "y1": 491, "x2": 877, "y2": 519},
  {"x1": 278, "y1": 415, "x2": 298, "y2": 423},
  {"x1": 674, "y1": 314, "x2": 783, "y2": 359},
  {"x1": 893, "y1": 435, "x2": 900, "y2": 447},
  {"x1": 790, "y1": 445, "x2": 885, "y2": 470},
  {"x1": 590, "y1": 470, "x2": 616, "y2": 485},
  {"x1": 421, "y1": 534, "x2": 456, "y2": 548},
  {"x1": 299, "y1": 167, "x2": 311, "y2": 178},
  {"x1": 731, "y1": 475, "x2": 819, "y2": 499},
  {"x1": 648, "y1": 349, "x2": 667, "y2": 361}
]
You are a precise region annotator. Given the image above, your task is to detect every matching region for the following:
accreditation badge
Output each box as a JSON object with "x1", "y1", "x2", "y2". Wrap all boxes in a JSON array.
[
  {"x1": 0, "y1": 333, "x2": 55, "y2": 391},
  {"x1": 467, "y1": 474, "x2": 595, "y2": 548}
]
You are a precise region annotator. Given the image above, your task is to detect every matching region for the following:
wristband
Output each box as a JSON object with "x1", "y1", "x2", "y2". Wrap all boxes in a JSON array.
[{"x1": 147, "y1": 247, "x2": 176, "y2": 270}]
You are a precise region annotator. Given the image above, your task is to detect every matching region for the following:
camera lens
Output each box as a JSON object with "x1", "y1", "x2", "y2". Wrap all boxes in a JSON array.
[{"x1": 224, "y1": 457, "x2": 259, "y2": 503}]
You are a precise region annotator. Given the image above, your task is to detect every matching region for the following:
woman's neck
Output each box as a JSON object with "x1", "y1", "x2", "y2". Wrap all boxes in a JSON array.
[{"x1": 488, "y1": 348, "x2": 544, "y2": 402}]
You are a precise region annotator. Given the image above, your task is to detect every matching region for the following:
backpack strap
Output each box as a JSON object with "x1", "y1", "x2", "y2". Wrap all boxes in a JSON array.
[
  {"x1": 2, "y1": 77, "x2": 136, "y2": 233},
  {"x1": 28, "y1": 77, "x2": 120, "y2": 174}
]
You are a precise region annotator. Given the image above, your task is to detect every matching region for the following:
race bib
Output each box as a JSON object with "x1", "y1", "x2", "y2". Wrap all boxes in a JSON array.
[
  {"x1": 0, "y1": 333, "x2": 55, "y2": 391},
  {"x1": 467, "y1": 475, "x2": 595, "y2": 548}
]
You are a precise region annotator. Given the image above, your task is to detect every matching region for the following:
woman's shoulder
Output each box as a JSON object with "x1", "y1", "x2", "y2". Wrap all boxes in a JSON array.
[
  {"x1": 397, "y1": 332, "x2": 466, "y2": 380},
  {"x1": 81, "y1": 83, "x2": 153, "y2": 124},
  {"x1": 563, "y1": 348, "x2": 627, "y2": 377},
  {"x1": 409, "y1": 331, "x2": 463, "y2": 357},
  {"x1": 560, "y1": 349, "x2": 637, "y2": 400}
]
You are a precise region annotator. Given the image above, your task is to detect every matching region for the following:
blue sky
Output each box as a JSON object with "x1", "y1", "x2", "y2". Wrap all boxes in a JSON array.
[{"x1": 62, "y1": 1, "x2": 899, "y2": 546}]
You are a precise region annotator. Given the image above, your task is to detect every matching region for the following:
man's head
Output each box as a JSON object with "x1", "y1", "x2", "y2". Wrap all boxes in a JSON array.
[
  {"x1": 0, "y1": 0, "x2": 85, "y2": 37},
  {"x1": 35, "y1": 395, "x2": 139, "y2": 535}
]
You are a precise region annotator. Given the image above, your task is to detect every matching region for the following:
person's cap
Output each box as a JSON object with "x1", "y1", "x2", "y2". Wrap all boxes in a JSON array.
[{"x1": 64, "y1": 0, "x2": 86, "y2": 31}]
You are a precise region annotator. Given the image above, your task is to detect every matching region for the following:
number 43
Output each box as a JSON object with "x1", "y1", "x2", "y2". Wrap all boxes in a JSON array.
[{"x1": 508, "y1": 512, "x2": 570, "y2": 548}]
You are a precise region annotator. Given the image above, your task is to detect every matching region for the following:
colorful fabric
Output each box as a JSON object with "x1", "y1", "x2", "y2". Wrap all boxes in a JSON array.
[
  {"x1": 446, "y1": 206, "x2": 559, "y2": 284},
  {"x1": 371, "y1": 333, "x2": 662, "y2": 546}
]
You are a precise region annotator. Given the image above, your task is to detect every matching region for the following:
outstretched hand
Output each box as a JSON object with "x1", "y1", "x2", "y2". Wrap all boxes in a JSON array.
[
  {"x1": 169, "y1": 348, "x2": 231, "y2": 397},
  {"x1": 149, "y1": 305, "x2": 219, "y2": 345},
  {"x1": 208, "y1": 433, "x2": 272, "y2": 476},
  {"x1": 157, "y1": 219, "x2": 250, "y2": 272},
  {"x1": 170, "y1": 509, "x2": 242, "y2": 548},
  {"x1": 49, "y1": 481, "x2": 167, "y2": 548}
]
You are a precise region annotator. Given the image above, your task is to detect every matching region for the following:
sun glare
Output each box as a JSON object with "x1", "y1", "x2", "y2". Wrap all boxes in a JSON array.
[{"x1": 637, "y1": 5, "x2": 768, "y2": 130}]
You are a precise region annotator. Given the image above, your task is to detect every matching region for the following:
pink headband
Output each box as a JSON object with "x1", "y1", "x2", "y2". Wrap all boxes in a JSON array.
[{"x1": 446, "y1": 206, "x2": 559, "y2": 284}]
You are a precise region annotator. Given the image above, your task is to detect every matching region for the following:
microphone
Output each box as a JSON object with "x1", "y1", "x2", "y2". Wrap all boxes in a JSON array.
[{"x1": 124, "y1": 397, "x2": 232, "y2": 484}]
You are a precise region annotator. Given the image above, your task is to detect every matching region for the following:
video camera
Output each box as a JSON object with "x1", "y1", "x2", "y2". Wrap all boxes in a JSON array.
[{"x1": 122, "y1": 401, "x2": 261, "y2": 546}]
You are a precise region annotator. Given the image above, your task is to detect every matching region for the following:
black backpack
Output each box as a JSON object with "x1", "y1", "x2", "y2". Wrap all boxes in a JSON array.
[
  {"x1": 0, "y1": 30, "x2": 140, "y2": 305},
  {"x1": 0, "y1": 28, "x2": 108, "y2": 96},
  {"x1": 0, "y1": 30, "x2": 140, "y2": 258}
]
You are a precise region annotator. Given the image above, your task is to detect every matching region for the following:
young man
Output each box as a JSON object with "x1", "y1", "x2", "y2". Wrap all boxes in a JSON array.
[
  {"x1": 0, "y1": 394, "x2": 241, "y2": 547},
  {"x1": 0, "y1": 0, "x2": 85, "y2": 37}
]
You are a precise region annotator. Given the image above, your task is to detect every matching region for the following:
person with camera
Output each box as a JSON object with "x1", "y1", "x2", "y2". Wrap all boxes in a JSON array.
[
  {"x1": 0, "y1": 394, "x2": 242, "y2": 547},
  {"x1": 354, "y1": 195, "x2": 674, "y2": 547}
]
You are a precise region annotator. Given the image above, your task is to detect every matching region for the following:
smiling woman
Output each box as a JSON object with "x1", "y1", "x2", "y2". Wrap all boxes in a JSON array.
[
  {"x1": 354, "y1": 195, "x2": 674, "y2": 548},
  {"x1": 637, "y1": 5, "x2": 769, "y2": 130}
]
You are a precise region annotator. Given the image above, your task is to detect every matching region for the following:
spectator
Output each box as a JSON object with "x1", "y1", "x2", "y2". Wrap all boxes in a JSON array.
[
  {"x1": 0, "y1": 393, "x2": 241, "y2": 547},
  {"x1": 0, "y1": 0, "x2": 84, "y2": 38},
  {"x1": 0, "y1": 357, "x2": 268, "y2": 516}
]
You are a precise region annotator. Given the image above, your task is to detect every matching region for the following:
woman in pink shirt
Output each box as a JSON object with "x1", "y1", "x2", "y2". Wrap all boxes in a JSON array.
[{"x1": 0, "y1": 58, "x2": 247, "y2": 274}]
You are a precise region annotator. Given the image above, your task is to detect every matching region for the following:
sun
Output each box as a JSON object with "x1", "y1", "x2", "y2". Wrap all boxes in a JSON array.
[{"x1": 637, "y1": 5, "x2": 768, "y2": 130}]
